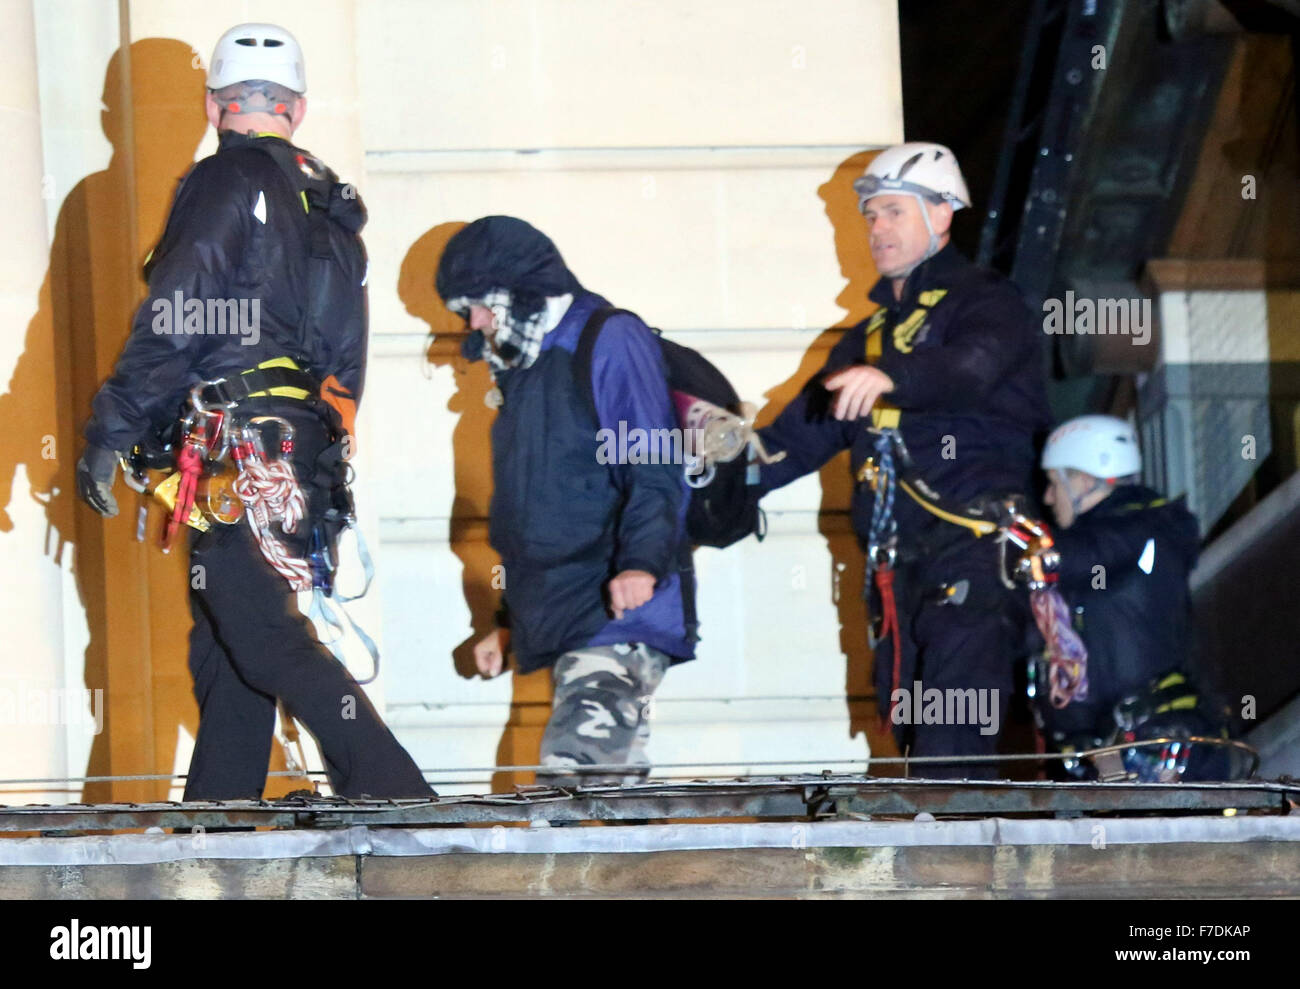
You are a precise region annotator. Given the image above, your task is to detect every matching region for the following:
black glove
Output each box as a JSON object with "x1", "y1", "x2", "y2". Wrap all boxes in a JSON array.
[{"x1": 76, "y1": 445, "x2": 121, "y2": 518}]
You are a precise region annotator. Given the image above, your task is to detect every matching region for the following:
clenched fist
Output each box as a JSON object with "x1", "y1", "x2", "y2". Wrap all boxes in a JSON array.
[
  {"x1": 473, "y1": 627, "x2": 510, "y2": 678},
  {"x1": 607, "y1": 569, "x2": 656, "y2": 620}
]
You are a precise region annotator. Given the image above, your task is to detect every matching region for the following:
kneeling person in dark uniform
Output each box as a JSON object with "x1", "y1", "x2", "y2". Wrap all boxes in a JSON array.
[
  {"x1": 1026, "y1": 415, "x2": 1221, "y2": 779},
  {"x1": 76, "y1": 23, "x2": 431, "y2": 800}
]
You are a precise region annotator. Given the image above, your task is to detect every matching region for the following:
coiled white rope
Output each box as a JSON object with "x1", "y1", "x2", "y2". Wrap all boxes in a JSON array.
[{"x1": 234, "y1": 459, "x2": 312, "y2": 591}]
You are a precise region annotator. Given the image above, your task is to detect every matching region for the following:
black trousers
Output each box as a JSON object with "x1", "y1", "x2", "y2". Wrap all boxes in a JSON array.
[
  {"x1": 871, "y1": 538, "x2": 1018, "y2": 780},
  {"x1": 182, "y1": 520, "x2": 431, "y2": 800}
]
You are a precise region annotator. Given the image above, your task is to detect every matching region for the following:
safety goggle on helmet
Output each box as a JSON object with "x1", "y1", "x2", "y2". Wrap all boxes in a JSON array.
[{"x1": 853, "y1": 142, "x2": 971, "y2": 214}]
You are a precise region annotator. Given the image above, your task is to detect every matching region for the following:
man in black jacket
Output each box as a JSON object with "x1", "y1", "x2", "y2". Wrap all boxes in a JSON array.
[
  {"x1": 1031, "y1": 414, "x2": 1201, "y2": 752},
  {"x1": 758, "y1": 143, "x2": 1053, "y2": 775},
  {"x1": 76, "y1": 23, "x2": 430, "y2": 800}
]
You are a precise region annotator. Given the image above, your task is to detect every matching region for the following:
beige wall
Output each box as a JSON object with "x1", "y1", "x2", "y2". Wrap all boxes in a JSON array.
[
  {"x1": 0, "y1": 0, "x2": 70, "y2": 799},
  {"x1": 0, "y1": 0, "x2": 903, "y2": 799}
]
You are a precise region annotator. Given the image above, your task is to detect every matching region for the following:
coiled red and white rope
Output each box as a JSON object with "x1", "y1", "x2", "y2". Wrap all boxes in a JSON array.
[{"x1": 234, "y1": 459, "x2": 313, "y2": 591}]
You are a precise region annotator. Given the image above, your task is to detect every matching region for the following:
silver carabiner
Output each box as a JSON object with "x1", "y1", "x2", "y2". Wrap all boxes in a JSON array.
[
  {"x1": 189, "y1": 379, "x2": 237, "y2": 415},
  {"x1": 247, "y1": 416, "x2": 296, "y2": 461},
  {"x1": 867, "y1": 540, "x2": 896, "y2": 570},
  {"x1": 186, "y1": 380, "x2": 239, "y2": 462}
]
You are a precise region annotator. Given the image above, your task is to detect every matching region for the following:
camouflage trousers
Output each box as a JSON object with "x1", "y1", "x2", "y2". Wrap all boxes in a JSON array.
[{"x1": 538, "y1": 643, "x2": 669, "y2": 786}]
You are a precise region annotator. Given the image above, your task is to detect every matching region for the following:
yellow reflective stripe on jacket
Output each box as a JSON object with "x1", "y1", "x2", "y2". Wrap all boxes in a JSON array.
[
  {"x1": 1156, "y1": 671, "x2": 1187, "y2": 691},
  {"x1": 893, "y1": 289, "x2": 948, "y2": 354},
  {"x1": 1121, "y1": 497, "x2": 1168, "y2": 512},
  {"x1": 893, "y1": 308, "x2": 929, "y2": 353},
  {"x1": 1155, "y1": 695, "x2": 1200, "y2": 714}
]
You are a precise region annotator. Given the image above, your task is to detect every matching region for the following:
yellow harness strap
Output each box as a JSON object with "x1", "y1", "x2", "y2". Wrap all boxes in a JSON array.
[
  {"x1": 860, "y1": 290, "x2": 992, "y2": 535},
  {"x1": 898, "y1": 479, "x2": 999, "y2": 536},
  {"x1": 862, "y1": 310, "x2": 902, "y2": 428},
  {"x1": 242, "y1": 356, "x2": 313, "y2": 400}
]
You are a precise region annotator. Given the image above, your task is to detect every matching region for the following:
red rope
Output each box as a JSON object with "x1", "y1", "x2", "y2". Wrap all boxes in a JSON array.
[
  {"x1": 874, "y1": 564, "x2": 901, "y2": 735},
  {"x1": 163, "y1": 442, "x2": 204, "y2": 551}
]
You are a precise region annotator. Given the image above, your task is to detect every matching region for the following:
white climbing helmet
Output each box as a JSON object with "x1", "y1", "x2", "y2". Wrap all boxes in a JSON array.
[
  {"x1": 1042, "y1": 415, "x2": 1143, "y2": 479},
  {"x1": 854, "y1": 142, "x2": 971, "y2": 213},
  {"x1": 207, "y1": 23, "x2": 306, "y2": 94}
]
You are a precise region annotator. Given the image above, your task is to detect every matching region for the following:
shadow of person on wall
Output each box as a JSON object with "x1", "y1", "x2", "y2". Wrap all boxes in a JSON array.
[
  {"x1": 398, "y1": 222, "x2": 491, "y2": 676},
  {"x1": 751, "y1": 150, "x2": 904, "y2": 773},
  {"x1": 399, "y1": 222, "x2": 552, "y2": 794},
  {"x1": 0, "y1": 38, "x2": 315, "y2": 805}
]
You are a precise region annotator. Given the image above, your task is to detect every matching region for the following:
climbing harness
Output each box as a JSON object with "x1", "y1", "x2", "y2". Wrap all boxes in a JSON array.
[
  {"x1": 859, "y1": 429, "x2": 901, "y2": 729},
  {"x1": 231, "y1": 415, "x2": 312, "y2": 590},
  {"x1": 125, "y1": 359, "x2": 382, "y2": 685},
  {"x1": 855, "y1": 426, "x2": 1089, "y2": 726}
]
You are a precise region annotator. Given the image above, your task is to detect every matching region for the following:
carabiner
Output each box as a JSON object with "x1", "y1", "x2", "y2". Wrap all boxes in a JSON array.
[
  {"x1": 247, "y1": 415, "x2": 296, "y2": 460},
  {"x1": 189, "y1": 379, "x2": 237, "y2": 415}
]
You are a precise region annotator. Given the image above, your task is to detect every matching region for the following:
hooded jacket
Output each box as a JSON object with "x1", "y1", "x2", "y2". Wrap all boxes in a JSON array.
[
  {"x1": 439, "y1": 218, "x2": 697, "y2": 673},
  {"x1": 85, "y1": 130, "x2": 368, "y2": 455},
  {"x1": 1043, "y1": 484, "x2": 1201, "y2": 733}
]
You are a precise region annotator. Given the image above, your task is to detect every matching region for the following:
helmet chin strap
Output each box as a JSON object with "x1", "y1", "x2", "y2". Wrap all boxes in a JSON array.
[
  {"x1": 1068, "y1": 475, "x2": 1110, "y2": 521},
  {"x1": 888, "y1": 193, "x2": 943, "y2": 280}
]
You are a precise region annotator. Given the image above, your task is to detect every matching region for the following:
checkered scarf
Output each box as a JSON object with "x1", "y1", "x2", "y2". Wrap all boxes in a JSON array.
[{"x1": 445, "y1": 289, "x2": 550, "y2": 375}]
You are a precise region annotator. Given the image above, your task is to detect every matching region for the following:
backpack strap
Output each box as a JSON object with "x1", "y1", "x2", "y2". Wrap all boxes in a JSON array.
[
  {"x1": 572, "y1": 306, "x2": 641, "y2": 424},
  {"x1": 208, "y1": 142, "x2": 347, "y2": 369},
  {"x1": 250, "y1": 144, "x2": 338, "y2": 357}
]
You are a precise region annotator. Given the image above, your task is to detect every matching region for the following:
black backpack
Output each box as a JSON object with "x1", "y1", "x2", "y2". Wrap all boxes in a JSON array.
[{"x1": 572, "y1": 307, "x2": 765, "y2": 549}]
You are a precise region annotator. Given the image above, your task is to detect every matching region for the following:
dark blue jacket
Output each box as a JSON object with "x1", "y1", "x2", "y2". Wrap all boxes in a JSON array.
[
  {"x1": 1043, "y1": 485, "x2": 1200, "y2": 734},
  {"x1": 86, "y1": 131, "x2": 367, "y2": 454},
  {"x1": 488, "y1": 291, "x2": 697, "y2": 673},
  {"x1": 758, "y1": 244, "x2": 1052, "y2": 565}
]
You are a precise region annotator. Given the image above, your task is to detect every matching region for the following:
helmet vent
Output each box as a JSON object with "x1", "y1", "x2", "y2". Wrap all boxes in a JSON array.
[
  {"x1": 263, "y1": 39, "x2": 284, "y2": 47},
  {"x1": 895, "y1": 152, "x2": 925, "y2": 179},
  {"x1": 235, "y1": 37, "x2": 256, "y2": 46}
]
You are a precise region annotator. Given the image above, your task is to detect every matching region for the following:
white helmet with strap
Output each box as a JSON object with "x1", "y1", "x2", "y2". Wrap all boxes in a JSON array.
[
  {"x1": 854, "y1": 142, "x2": 970, "y2": 271},
  {"x1": 854, "y1": 142, "x2": 970, "y2": 211},
  {"x1": 208, "y1": 23, "x2": 306, "y2": 94},
  {"x1": 1042, "y1": 415, "x2": 1143, "y2": 480}
]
